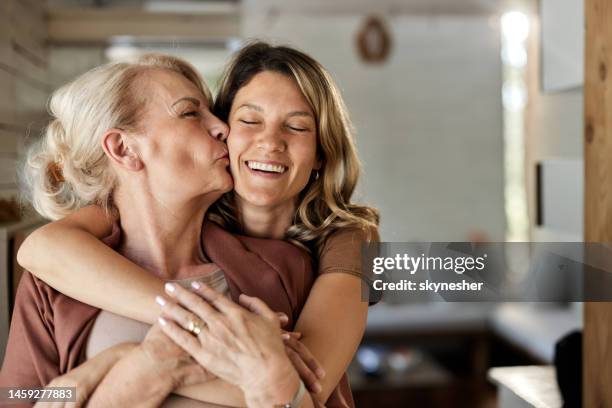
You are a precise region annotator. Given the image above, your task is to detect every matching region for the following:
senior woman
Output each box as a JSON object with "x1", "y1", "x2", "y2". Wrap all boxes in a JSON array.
[
  {"x1": 0, "y1": 53, "x2": 320, "y2": 407},
  {"x1": 14, "y1": 43, "x2": 379, "y2": 406}
]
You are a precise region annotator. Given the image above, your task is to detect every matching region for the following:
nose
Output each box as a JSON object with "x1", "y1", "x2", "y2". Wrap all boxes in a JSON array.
[
  {"x1": 256, "y1": 127, "x2": 286, "y2": 152},
  {"x1": 205, "y1": 112, "x2": 229, "y2": 141}
]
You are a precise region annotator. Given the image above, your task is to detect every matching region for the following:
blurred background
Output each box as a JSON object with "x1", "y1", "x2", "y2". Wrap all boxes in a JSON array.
[{"x1": 0, "y1": 0, "x2": 584, "y2": 406}]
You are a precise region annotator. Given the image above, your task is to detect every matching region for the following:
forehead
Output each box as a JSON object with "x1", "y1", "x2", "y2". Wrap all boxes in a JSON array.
[
  {"x1": 142, "y1": 68, "x2": 205, "y2": 105},
  {"x1": 233, "y1": 71, "x2": 313, "y2": 114}
]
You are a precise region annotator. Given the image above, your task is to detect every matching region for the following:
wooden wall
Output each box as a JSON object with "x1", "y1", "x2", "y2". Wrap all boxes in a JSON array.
[
  {"x1": 0, "y1": 0, "x2": 50, "y2": 200},
  {"x1": 584, "y1": 0, "x2": 612, "y2": 406}
]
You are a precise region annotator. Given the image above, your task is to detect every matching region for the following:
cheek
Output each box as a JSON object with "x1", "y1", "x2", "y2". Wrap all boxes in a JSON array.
[
  {"x1": 293, "y1": 138, "x2": 319, "y2": 174},
  {"x1": 227, "y1": 131, "x2": 250, "y2": 168}
]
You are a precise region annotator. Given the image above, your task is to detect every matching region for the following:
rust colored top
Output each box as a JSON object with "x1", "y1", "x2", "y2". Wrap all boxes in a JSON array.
[{"x1": 0, "y1": 221, "x2": 378, "y2": 407}]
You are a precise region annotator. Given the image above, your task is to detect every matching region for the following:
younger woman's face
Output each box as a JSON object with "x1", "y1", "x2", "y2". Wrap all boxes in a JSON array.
[{"x1": 227, "y1": 71, "x2": 320, "y2": 210}]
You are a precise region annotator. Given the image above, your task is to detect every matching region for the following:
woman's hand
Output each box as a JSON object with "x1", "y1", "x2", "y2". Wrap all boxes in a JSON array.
[
  {"x1": 157, "y1": 282, "x2": 311, "y2": 408},
  {"x1": 139, "y1": 323, "x2": 216, "y2": 389}
]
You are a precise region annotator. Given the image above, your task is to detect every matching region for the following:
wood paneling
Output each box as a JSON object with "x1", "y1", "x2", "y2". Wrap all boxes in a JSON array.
[
  {"x1": 48, "y1": 9, "x2": 240, "y2": 44},
  {"x1": 584, "y1": 0, "x2": 612, "y2": 406},
  {"x1": 0, "y1": 0, "x2": 48, "y2": 199}
]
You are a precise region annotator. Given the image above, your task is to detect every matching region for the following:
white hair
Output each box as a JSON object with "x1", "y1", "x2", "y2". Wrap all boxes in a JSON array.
[{"x1": 21, "y1": 54, "x2": 210, "y2": 220}]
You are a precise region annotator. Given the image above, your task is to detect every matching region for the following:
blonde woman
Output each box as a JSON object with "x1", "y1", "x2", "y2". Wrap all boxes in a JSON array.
[{"x1": 15, "y1": 42, "x2": 379, "y2": 406}]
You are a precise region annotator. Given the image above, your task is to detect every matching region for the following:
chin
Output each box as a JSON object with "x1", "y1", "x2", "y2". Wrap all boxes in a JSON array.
[{"x1": 238, "y1": 189, "x2": 280, "y2": 207}]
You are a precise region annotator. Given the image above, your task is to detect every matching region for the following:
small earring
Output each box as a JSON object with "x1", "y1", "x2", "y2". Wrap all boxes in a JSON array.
[{"x1": 315, "y1": 170, "x2": 320, "y2": 180}]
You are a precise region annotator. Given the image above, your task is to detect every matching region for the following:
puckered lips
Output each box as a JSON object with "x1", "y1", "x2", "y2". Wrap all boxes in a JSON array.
[
  {"x1": 215, "y1": 149, "x2": 230, "y2": 165},
  {"x1": 245, "y1": 160, "x2": 288, "y2": 178}
]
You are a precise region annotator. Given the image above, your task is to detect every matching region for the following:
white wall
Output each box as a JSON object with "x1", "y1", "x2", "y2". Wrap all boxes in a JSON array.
[{"x1": 243, "y1": 5, "x2": 505, "y2": 241}]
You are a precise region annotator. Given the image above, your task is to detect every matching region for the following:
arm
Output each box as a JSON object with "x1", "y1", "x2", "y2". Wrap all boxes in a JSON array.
[
  {"x1": 35, "y1": 343, "x2": 136, "y2": 407},
  {"x1": 17, "y1": 205, "x2": 164, "y2": 324},
  {"x1": 291, "y1": 227, "x2": 378, "y2": 402},
  {"x1": 294, "y1": 274, "x2": 367, "y2": 402}
]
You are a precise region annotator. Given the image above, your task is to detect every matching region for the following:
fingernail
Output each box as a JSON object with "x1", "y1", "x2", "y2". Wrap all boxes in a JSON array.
[
  {"x1": 279, "y1": 313, "x2": 288, "y2": 322},
  {"x1": 313, "y1": 383, "x2": 322, "y2": 393},
  {"x1": 281, "y1": 333, "x2": 291, "y2": 340},
  {"x1": 165, "y1": 283, "x2": 176, "y2": 293},
  {"x1": 191, "y1": 281, "x2": 201, "y2": 290},
  {"x1": 316, "y1": 368, "x2": 326, "y2": 379},
  {"x1": 155, "y1": 296, "x2": 166, "y2": 306},
  {"x1": 158, "y1": 317, "x2": 167, "y2": 326}
]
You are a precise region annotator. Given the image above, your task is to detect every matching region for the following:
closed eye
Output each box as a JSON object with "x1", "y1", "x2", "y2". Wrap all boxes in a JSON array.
[
  {"x1": 239, "y1": 119, "x2": 260, "y2": 125},
  {"x1": 181, "y1": 111, "x2": 201, "y2": 118},
  {"x1": 288, "y1": 126, "x2": 309, "y2": 132}
]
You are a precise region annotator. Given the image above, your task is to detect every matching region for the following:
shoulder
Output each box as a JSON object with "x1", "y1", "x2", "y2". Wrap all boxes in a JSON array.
[{"x1": 319, "y1": 225, "x2": 380, "y2": 276}]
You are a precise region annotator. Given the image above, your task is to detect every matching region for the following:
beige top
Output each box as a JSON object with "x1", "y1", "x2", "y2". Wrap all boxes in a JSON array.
[{"x1": 85, "y1": 265, "x2": 229, "y2": 408}]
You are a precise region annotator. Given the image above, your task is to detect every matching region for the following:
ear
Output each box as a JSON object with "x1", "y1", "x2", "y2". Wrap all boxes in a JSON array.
[{"x1": 101, "y1": 129, "x2": 143, "y2": 171}]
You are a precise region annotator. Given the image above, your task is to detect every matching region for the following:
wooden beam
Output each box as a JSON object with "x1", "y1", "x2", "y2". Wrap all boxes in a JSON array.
[
  {"x1": 584, "y1": 0, "x2": 612, "y2": 406},
  {"x1": 47, "y1": 9, "x2": 240, "y2": 45}
]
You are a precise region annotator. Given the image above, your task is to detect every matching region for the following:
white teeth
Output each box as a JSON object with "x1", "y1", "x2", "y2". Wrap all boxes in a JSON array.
[{"x1": 247, "y1": 161, "x2": 287, "y2": 174}]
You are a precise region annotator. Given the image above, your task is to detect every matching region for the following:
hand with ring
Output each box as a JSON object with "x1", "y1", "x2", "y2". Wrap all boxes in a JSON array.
[{"x1": 156, "y1": 282, "x2": 317, "y2": 408}]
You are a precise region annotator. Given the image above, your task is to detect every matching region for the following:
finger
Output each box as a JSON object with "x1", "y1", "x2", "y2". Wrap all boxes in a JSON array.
[
  {"x1": 237, "y1": 294, "x2": 277, "y2": 322},
  {"x1": 281, "y1": 331, "x2": 302, "y2": 340},
  {"x1": 164, "y1": 283, "x2": 220, "y2": 324},
  {"x1": 190, "y1": 281, "x2": 241, "y2": 315},
  {"x1": 277, "y1": 312, "x2": 289, "y2": 326},
  {"x1": 286, "y1": 347, "x2": 322, "y2": 394},
  {"x1": 158, "y1": 317, "x2": 205, "y2": 358},
  {"x1": 284, "y1": 337, "x2": 326, "y2": 379},
  {"x1": 157, "y1": 296, "x2": 207, "y2": 335}
]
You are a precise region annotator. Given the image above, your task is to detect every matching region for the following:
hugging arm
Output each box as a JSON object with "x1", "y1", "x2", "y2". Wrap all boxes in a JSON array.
[{"x1": 17, "y1": 205, "x2": 163, "y2": 324}]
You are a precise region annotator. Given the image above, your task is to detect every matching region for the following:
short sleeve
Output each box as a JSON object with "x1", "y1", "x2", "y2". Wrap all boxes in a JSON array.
[
  {"x1": 0, "y1": 272, "x2": 60, "y2": 390},
  {"x1": 318, "y1": 226, "x2": 380, "y2": 282}
]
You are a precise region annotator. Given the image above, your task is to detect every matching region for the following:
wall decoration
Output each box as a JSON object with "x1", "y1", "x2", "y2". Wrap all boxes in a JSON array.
[{"x1": 356, "y1": 15, "x2": 392, "y2": 64}]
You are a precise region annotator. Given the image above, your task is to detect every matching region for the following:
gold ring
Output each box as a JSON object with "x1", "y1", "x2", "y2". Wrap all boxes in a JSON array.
[{"x1": 187, "y1": 318, "x2": 204, "y2": 335}]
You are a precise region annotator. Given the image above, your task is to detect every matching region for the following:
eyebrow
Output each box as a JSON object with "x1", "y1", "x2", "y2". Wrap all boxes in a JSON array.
[
  {"x1": 236, "y1": 103, "x2": 313, "y2": 118},
  {"x1": 171, "y1": 97, "x2": 201, "y2": 108}
]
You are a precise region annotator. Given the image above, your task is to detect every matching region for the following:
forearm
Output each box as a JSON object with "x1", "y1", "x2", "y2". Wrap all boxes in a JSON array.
[
  {"x1": 18, "y1": 226, "x2": 163, "y2": 324},
  {"x1": 36, "y1": 343, "x2": 137, "y2": 407},
  {"x1": 243, "y1": 362, "x2": 315, "y2": 408},
  {"x1": 88, "y1": 348, "x2": 175, "y2": 408},
  {"x1": 294, "y1": 274, "x2": 368, "y2": 401}
]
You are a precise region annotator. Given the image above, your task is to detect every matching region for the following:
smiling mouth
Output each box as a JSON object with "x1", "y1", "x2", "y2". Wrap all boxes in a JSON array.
[{"x1": 246, "y1": 161, "x2": 288, "y2": 174}]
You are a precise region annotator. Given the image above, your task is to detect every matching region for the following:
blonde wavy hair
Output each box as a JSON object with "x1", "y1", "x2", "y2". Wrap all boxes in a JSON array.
[
  {"x1": 21, "y1": 53, "x2": 211, "y2": 220},
  {"x1": 210, "y1": 42, "x2": 379, "y2": 254}
]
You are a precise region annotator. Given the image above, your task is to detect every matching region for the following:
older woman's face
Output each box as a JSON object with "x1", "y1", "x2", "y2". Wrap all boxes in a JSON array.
[
  {"x1": 135, "y1": 69, "x2": 232, "y2": 201},
  {"x1": 227, "y1": 71, "x2": 319, "y2": 209}
]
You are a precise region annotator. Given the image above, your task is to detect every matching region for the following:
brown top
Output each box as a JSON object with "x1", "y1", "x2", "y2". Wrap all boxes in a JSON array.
[
  {"x1": 319, "y1": 226, "x2": 380, "y2": 283},
  {"x1": 0, "y1": 221, "x2": 374, "y2": 408}
]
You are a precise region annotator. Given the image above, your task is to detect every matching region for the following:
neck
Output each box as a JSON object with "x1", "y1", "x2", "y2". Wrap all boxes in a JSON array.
[
  {"x1": 114, "y1": 184, "x2": 217, "y2": 278},
  {"x1": 236, "y1": 196, "x2": 295, "y2": 240}
]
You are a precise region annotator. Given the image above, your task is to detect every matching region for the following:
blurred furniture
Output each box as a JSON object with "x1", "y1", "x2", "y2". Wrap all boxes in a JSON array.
[
  {"x1": 355, "y1": 302, "x2": 580, "y2": 407},
  {"x1": 0, "y1": 218, "x2": 45, "y2": 364},
  {"x1": 488, "y1": 366, "x2": 561, "y2": 408},
  {"x1": 490, "y1": 303, "x2": 581, "y2": 363},
  {"x1": 354, "y1": 303, "x2": 491, "y2": 407}
]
